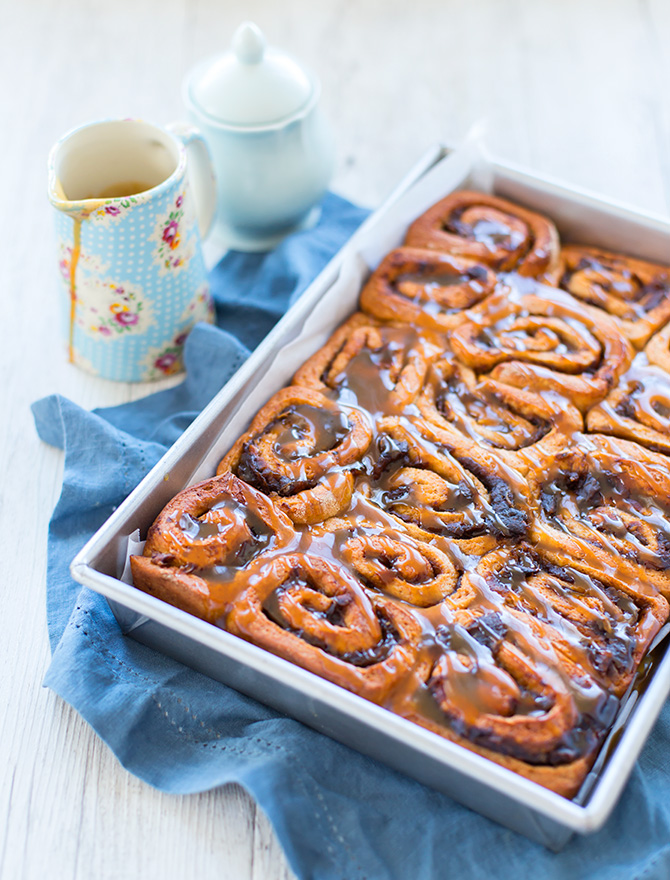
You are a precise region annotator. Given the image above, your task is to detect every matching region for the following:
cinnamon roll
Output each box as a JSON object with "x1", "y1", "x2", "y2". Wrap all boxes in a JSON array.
[
  {"x1": 130, "y1": 473, "x2": 296, "y2": 622},
  {"x1": 404, "y1": 542, "x2": 667, "y2": 797},
  {"x1": 293, "y1": 312, "x2": 443, "y2": 414},
  {"x1": 226, "y1": 553, "x2": 428, "y2": 702},
  {"x1": 365, "y1": 416, "x2": 530, "y2": 556},
  {"x1": 315, "y1": 513, "x2": 459, "y2": 607},
  {"x1": 587, "y1": 364, "x2": 670, "y2": 456},
  {"x1": 217, "y1": 387, "x2": 373, "y2": 525},
  {"x1": 415, "y1": 638, "x2": 597, "y2": 798},
  {"x1": 418, "y1": 356, "x2": 582, "y2": 461},
  {"x1": 359, "y1": 247, "x2": 497, "y2": 332},
  {"x1": 645, "y1": 321, "x2": 670, "y2": 373},
  {"x1": 449, "y1": 286, "x2": 634, "y2": 411},
  {"x1": 560, "y1": 245, "x2": 670, "y2": 349},
  {"x1": 455, "y1": 545, "x2": 667, "y2": 698},
  {"x1": 526, "y1": 432, "x2": 670, "y2": 598},
  {"x1": 132, "y1": 188, "x2": 670, "y2": 802},
  {"x1": 405, "y1": 190, "x2": 561, "y2": 283}
]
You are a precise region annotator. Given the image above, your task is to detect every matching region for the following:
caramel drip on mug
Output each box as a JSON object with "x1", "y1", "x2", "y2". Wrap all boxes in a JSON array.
[{"x1": 68, "y1": 218, "x2": 82, "y2": 364}]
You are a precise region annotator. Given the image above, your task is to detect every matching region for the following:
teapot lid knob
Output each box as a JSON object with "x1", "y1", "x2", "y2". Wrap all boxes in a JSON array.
[
  {"x1": 185, "y1": 20, "x2": 316, "y2": 126},
  {"x1": 233, "y1": 22, "x2": 266, "y2": 65}
]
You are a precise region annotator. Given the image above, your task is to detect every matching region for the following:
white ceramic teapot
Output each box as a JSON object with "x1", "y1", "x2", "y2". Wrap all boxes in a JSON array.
[{"x1": 183, "y1": 22, "x2": 335, "y2": 251}]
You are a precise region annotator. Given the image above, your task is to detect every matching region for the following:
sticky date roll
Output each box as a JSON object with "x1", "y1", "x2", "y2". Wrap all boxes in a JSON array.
[
  {"x1": 406, "y1": 639, "x2": 605, "y2": 797},
  {"x1": 405, "y1": 190, "x2": 562, "y2": 283},
  {"x1": 226, "y1": 553, "x2": 426, "y2": 702},
  {"x1": 449, "y1": 286, "x2": 633, "y2": 411},
  {"x1": 315, "y1": 515, "x2": 459, "y2": 607},
  {"x1": 560, "y1": 245, "x2": 670, "y2": 349},
  {"x1": 407, "y1": 541, "x2": 667, "y2": 797},
  {"x1": 130, "y1": 473, "x2": 296, "y2": 623},
  {"x1": 451, "y1": 545, "x2": 667, "y2": 698},
  {"x1": 359, "y1": 247, "x2": 497, "y2": 332},
  {"x1": 418, "y1": 356, "x2": 582, "y2": 461},
  {"x1": 217, "y1": 386, "x2": 373, "y2": 525},
  {"x1": 367, "y1": 416, "x2": 531, "y2": 556},
  {"x1": 646, "y1": 321, "x2": 670, "y2": 374},
  {"x1": 587, "y1": 364, "x2": 670, "y2": 456},
  {"x1": 526, "y1": 432, "x2": 670, "y2": 599},
  {"x1": 293, "y1": 312, "x2": 444, "y2": 413}
]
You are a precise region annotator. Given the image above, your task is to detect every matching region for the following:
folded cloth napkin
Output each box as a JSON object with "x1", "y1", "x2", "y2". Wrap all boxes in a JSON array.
[{"x1": 33, "y1": 193, "x2": 670, "y2": 880}]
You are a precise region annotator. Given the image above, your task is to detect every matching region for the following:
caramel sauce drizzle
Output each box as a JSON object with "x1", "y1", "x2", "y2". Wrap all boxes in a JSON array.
[
  {"x1": 68, "y1": 218, "x2": 82, "y2": 363},
  {"x1": 133, "y1": 201, "x2": 670, "y2": 793}
]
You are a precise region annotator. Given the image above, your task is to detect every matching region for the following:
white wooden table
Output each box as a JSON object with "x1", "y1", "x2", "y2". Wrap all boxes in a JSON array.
[{"x1": 3, "y1": 1, "x2": 670, "y2": 877}]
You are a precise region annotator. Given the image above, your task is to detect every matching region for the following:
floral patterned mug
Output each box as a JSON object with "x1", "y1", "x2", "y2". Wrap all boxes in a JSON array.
[{"x1": 48, "y1": 119, "x2": 217, "y2": 381}]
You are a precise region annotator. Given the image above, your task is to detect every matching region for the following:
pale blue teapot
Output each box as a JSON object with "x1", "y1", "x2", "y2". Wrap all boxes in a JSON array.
[{"x1": 183, "y1": 22, "x2": 335, "y2": 251}]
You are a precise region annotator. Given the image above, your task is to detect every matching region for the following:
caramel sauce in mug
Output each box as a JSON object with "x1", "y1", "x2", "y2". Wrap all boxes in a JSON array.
[{"x1": 84, "y1": 181, "x2": 155, "y2": 199}]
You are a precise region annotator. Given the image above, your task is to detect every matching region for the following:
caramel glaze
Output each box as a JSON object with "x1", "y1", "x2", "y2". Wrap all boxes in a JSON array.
[
  {"x1": 523, "y1": 432, "x2": 670, "y2": 599},
  {"x1": 404, "y1": 190, "x2": 563, "y2": 284},
  {"x1": 560, "y1": 245, "x2": 670, "y2": 349},
  {"x1": 131, "y1": 192, "x2": 670, "y2": 801},
  {"x1": 588, "y1": 363, "x2": 670, "y2": 456}
]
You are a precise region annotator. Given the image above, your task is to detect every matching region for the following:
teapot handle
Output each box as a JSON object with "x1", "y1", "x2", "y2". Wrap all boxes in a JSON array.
[{"x1": 167, "y1": 121, "x2": 217, "y2": 239}]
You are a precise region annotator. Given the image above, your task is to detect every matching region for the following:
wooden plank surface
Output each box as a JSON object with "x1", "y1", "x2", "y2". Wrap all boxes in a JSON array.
[{"x1": 2, "y1": 1, "x2": 669, "y2": 878}]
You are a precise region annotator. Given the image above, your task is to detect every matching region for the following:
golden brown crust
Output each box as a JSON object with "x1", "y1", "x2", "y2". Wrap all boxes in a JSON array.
[
  {"x1": 293, "y1": 312, "x2": 444, "y2": 413},
  {"x1": 130, "y1": 473, "x2": 297, "y2": 623},
  {"x1": 560, "y1": 244, "x2": 670, "y2": 349},
  {"x1": 646, "y1": 321, "x2": 670, "y2": 373},
  {"x1": 225, "y1": 553, "x2": 429, "y2": 703},
  {"x1": 587, "y1": 364, "x2": 670, "y2": 456},
  {"x1": 449, "y1": 287, "x2": 634, "y2": 411},
  {"x1": 216, "y1": 386, "x2": 373, "y2": 525},
  {"x1": 130, "y1": 555, "x2": 230, "y2": 623},
  {"x1": 131, "y1": 190, "x2": 670, "y2": 801},
  {"x1": 405, "y1": 190, "x2": 562, "y2": 283},
  {"x1": 359, "y1": 246, "x2": 497, "y2": 332}
]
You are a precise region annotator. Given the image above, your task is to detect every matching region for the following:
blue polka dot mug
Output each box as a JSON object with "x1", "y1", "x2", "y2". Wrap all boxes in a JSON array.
[{"x1": 48, "y1": 119, "x2": 217, "y2": 381}]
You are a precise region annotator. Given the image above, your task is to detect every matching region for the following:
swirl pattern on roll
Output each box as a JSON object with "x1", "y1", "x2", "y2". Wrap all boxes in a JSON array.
[
  {"x1": 646, "y1": 321, "x2": 670, "y2": 374},
  {"x1": 226, "y1": 553, "x2": 427, "y2": 702},
  {"x1": 418, "y1": 356, "x2": 582, "y2": 461},
  {"x1": 130, "y1": 473, "x2": 296, "y2": 622},
  {"x1": 293, "y1": 312, "x2": 443, "y2": 414},
  {"x1": 315, "y1": 514, "x2": 459, "y2": 607},
  {"x1": 404, "y1": 190, "x2": 561, "y2": 283},
  {"x1": 217, "y1": 386, "x2": 373, "y2": 525},
  {"x1": 368, "y1": 416, "x2": 530, "y2": 555},
  {"x1": 560, "y1": 245, "x2": 670, "y2": 349},
  {"x1": 449, "y1": 286, "x2": 633, "y2": 411},
  {"x1": 359, "y1": 246, "x2": 497, "y2": 332},
  {"x1": 406, "y1": 541, "x2": 666, "y2": 796},
  {"x1": 131, "y1": 187, "x2": 670, "y2": 801},
  {"x1": 587, "y1": 364, "x2": 670, "y2": 456},
  {"x1": 527, "y1": 432, "x2": 670, "y2": 598}
]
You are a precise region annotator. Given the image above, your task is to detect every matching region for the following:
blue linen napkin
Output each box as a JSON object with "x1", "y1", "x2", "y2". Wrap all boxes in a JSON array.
[{"x1": 32, "y1": 192, "x2": 670, "y2": 880}]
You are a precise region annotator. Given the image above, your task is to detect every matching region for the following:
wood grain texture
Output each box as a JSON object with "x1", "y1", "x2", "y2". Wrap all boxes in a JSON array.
[{"x1": 2, "y1": 0, "x2": 670, "y2": 878}]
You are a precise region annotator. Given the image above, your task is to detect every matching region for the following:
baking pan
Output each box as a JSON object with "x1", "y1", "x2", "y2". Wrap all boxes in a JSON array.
[{"x1": 71, "y1": 139, "x2": 670, "y2": 850}]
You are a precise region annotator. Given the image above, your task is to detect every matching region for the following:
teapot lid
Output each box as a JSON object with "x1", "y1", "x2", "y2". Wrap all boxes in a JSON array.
[{"x1": 186, "y1": 22, "x2": 315, "y2": 127}]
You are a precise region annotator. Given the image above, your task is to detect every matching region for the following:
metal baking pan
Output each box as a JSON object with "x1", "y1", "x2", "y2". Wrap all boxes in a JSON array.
[{"x1": 71, "y1": 140, "x2": 670, "y2": 850}]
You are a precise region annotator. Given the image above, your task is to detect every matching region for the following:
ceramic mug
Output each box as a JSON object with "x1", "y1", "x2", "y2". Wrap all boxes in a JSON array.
[{"x1": 48, "y1": 118, "x2": 217, "y2": 381}]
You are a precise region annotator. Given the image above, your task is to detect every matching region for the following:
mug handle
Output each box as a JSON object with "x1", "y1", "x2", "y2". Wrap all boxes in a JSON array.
[{"x1": 167, "y1": 121, "x2": 217, "y2": 239}]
